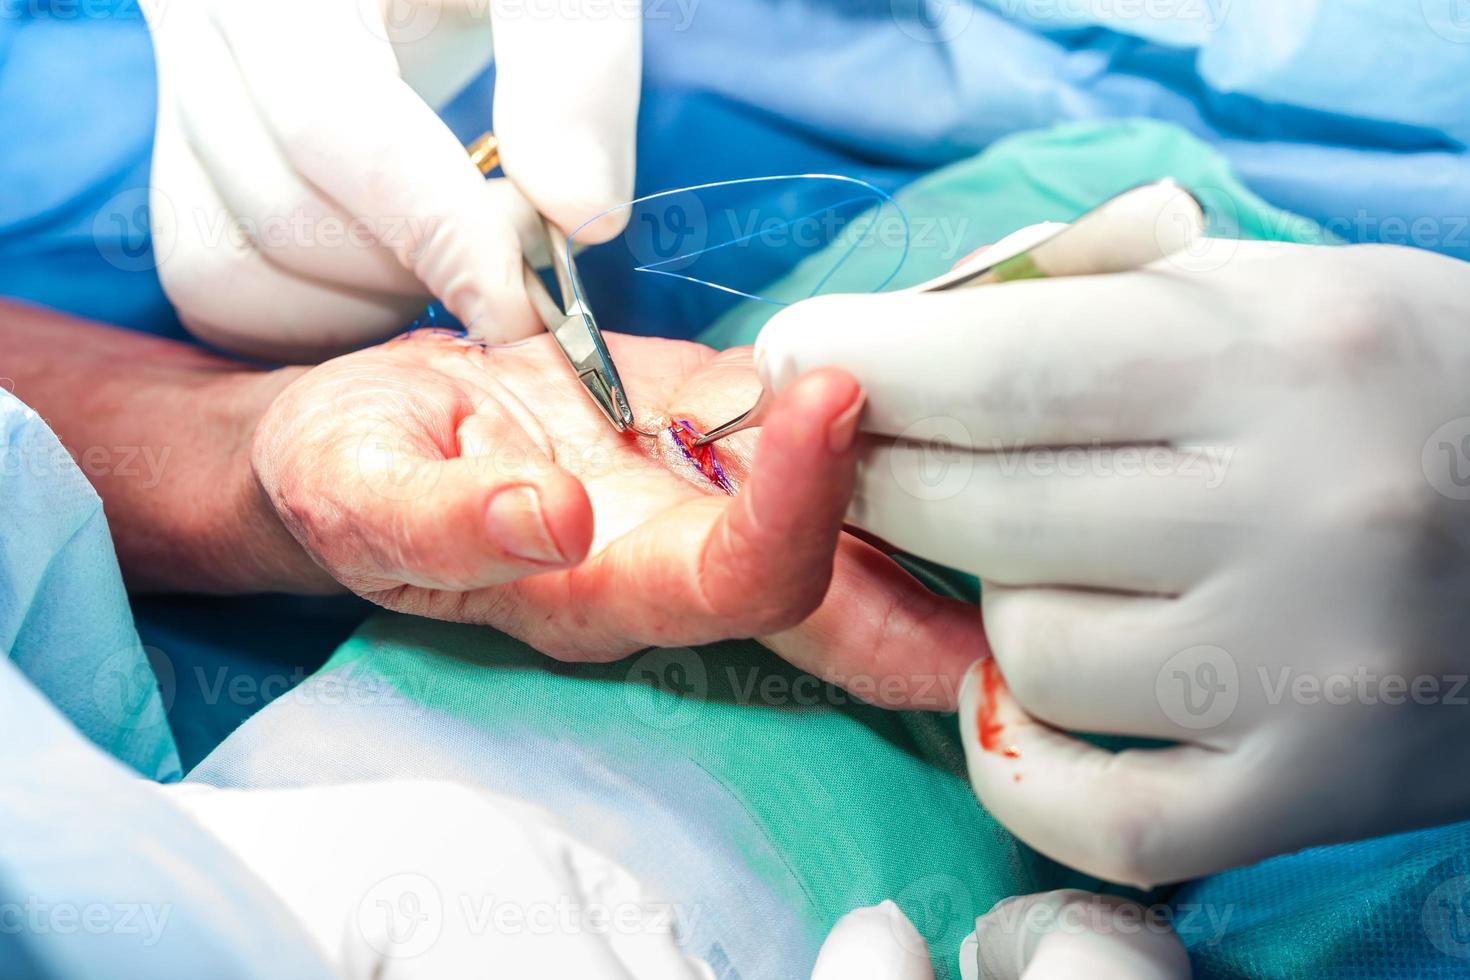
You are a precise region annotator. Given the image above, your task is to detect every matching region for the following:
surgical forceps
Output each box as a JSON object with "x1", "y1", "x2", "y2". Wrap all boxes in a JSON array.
[
  {"x1": 467, "y1": 131, "x2": 643, "y2": 434},
  {"x1": 692, "y1": 178, "x2": 1208, "y2": 447}
]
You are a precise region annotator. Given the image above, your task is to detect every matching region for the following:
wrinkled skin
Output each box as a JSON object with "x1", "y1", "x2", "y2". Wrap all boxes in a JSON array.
[{"x1": 253, "y1": 329, "x2": 984, "y2": 708}]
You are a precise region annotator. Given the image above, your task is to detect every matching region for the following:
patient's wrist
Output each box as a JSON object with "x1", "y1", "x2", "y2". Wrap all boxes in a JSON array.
[
  {"x1": 119, "y1": 365, "x2": 341, "y2": 596},
  {"x1": 206, "y1": 366, "x2": 344, "y2": 596}
]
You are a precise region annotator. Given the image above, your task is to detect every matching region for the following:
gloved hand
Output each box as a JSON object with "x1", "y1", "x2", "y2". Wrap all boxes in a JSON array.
[
  {"x1": 755, "y1": 235, "x2": 1470, "y2": 885},
  {"x1": 160, "y1": 779, "x2": 710, "y2": 979},
  {"x1": 810, "y1": 891, "x2": 1187, "y2": 980},
  {"x1": 965, "y1": 890, "x2": 1189, "y2": 980},
  {"x1": 141, "y1": 0, "x2": 639, "y2": 361}
]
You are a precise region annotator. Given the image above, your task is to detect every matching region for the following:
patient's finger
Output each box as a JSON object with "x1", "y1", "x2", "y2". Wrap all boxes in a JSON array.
[
  {"x1": 692, "y1": 367, "x2": 865, "y2": 630},
  {"x1": 257, "y1": 377, "x2": 594, "y2": 595},
  {"x1": 496, "y1": 368, "x2": 864, "y2": 657},
  {"x1": 762, "y1": 535, "x2": 987, "y2": 711}
]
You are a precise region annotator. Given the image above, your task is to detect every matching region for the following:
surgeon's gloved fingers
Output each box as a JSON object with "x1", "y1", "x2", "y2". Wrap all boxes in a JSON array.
[
  {"x1": 970, "y1": 890, "x2": 1190, "y2": 980},
  {"x1": 848, "y1": 436, "x2": 1240, "y2": 591},
  {"x1": 491, "y1": 0, "x2": 641, "y2": 243},
  {"x1": 982, "y1": 585, "x2": 1228, "y2": 742},
  {"x1": 151, "y1": 127, "x2": 424, "y2": 360},
  {"x1": 946, "y1": 221, "x2": 1068, "y2": 277},
  {"x1": 165, "y1": 21, "x2": 424, "y2": 301},
  {"x1": 956, "y1": 658, "x2": 1233, "y2": 888},
  {"x1": 167, "y1": 224, "x2": 426, "y2": 364},
  {"x1": 763, "y1": 534, "x2": 986, "y2": 710},
  {"x1": 811, "y1": 901, "x2": 935, "y2": 980},
  {"x1": 215, "y1": 2, "x2": 541, "y2": 342},
  {"x1": 755, "y1": 243, "x2": 1256, "y2": 442}
]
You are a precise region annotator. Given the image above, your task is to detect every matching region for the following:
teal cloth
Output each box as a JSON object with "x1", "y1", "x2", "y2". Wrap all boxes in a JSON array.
[{"x1": 191, "y1": 610, "x2": 1120, "y2": 980}]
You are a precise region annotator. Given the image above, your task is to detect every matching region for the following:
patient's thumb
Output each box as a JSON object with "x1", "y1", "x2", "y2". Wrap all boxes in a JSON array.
[
  {"x1": 352, "y1": 430, "x2": 594, "y2": 592},
  {"x1": 811, "y1": 901, "x2": 934, "y2": 980}
]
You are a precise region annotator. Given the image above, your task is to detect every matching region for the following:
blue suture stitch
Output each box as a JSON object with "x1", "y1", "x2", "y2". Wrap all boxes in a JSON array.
[
  {"x1": 670, "y1": 419, "x2": 734, "y2": 494},
  {"x1": 405, "y1": 303, "x2": 473, "y2": 343},
  {"x1": 400, "y1": 174, "x2": 909, "y2": 342},
  {"x1": 402, "y1": 303, "x2": 533, "y2": 351},
  {"x1": 564, "y1": 174, "x2": 910, "y2": 310}
]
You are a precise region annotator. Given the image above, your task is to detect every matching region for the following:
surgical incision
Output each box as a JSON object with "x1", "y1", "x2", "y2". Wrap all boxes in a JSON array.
[{"x1": 667, "y1": 419, "x2": 735, "y2": 494}]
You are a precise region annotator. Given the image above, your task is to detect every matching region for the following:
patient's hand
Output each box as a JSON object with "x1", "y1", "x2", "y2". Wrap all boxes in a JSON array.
[{"x1": 254, "y1": 329, "x2": 983, "y2": 708}]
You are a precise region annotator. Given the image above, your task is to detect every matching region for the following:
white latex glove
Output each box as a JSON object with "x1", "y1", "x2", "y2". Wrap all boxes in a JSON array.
[
  {"x1": 755, "y1": 235, "x2": 1470, "y2": 885},
  {"x1": 141, "y1": 0, "x2": 639, "y2": 361},
  {"x1": 811, "y1": 900, "x2": 934, "y2": 980},
  {"x1": 160, "y1": 780, "x2": 709, "y2": 979},
  {"x1": 965, "y1": 890, "x2": 1189, "y2": 980},
  {"x1": 809, "y1": 891, "x2": 1186, "y2": 980}
]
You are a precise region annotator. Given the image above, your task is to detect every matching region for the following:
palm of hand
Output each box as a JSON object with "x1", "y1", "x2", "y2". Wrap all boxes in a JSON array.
[{"x1": 255, "y1": 329, "x2": 985, "y2": 706}]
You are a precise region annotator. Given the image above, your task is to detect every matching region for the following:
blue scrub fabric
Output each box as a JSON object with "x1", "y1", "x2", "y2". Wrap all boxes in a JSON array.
[
  {"x1": 4, "y1": 1, "x2": 1468, "y2": 342},
  {"x1": 0, "y1": 391, "x2": 335, "y2": 980},
  {"x1": 0, "y1": 388, "x2": 178, "y2": 782},
  {"x1": 0, "y1": 662, "x2": 337, "y2": 980}
]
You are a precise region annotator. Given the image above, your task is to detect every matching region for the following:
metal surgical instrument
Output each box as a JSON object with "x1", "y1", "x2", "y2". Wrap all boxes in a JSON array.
[{"x1": 467, "y1": 131, "x2": 638, "y2": 433}]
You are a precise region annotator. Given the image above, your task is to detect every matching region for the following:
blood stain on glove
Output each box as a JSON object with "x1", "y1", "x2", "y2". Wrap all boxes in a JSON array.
[
  {"x1": 669, "y1": 420, "x2": 734, "y2": 494},
  {"x1": 976, "y1": 658, "x2": 1023, "y2": 763}
]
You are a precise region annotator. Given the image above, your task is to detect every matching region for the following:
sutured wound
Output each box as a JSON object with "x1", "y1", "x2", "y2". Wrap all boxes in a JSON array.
[{"x1": 669, "y1": 419, "x2": 734, "y2": 494}]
